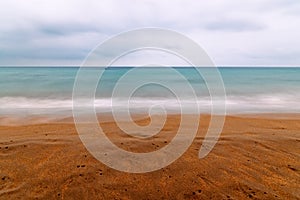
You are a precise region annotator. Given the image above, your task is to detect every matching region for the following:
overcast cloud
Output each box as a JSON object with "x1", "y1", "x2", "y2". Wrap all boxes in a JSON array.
[{"x1": 0, "y1": 0, "x2": 299, "y2": 66}]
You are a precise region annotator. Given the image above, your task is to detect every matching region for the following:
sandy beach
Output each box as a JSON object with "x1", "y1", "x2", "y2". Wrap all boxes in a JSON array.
[{"x1": 0, "y1": 114, "x2": 299, "y2": 199}]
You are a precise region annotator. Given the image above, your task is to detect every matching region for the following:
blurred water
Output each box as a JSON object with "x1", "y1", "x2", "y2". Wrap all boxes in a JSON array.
[{"x1": 1, "y1": 67, "x2": 300, "y2": 115}]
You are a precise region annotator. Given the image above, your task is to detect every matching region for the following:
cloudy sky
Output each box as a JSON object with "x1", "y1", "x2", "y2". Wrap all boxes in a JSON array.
[{"x1": 0, "y1": 0, "x2": 300, "y2": 66}]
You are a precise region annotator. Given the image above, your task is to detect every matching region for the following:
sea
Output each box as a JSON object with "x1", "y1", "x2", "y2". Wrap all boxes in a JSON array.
[{"x1": 1, "y1": 67, "x2": 300, "y2": 118}]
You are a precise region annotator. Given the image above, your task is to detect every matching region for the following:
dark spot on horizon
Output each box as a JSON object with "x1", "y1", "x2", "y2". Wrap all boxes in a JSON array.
[{"x1": 81, "y1": 165, "x2": 85, "y2": 168}]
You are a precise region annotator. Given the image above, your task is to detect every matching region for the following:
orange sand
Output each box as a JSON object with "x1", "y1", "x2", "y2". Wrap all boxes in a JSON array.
[{"x1": 0, "y1": 114, "x2": 299, "y2": 199}]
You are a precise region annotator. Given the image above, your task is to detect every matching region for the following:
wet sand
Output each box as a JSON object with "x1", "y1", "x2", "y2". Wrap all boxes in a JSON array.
[{"x1": 0, "y1": 114, "x2": 299, "y2": 199}]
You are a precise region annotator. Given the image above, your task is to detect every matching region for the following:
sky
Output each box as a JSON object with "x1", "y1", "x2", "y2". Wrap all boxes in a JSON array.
[{"x1": 0, "y1": 0, "x2": 300, "y2": 66}]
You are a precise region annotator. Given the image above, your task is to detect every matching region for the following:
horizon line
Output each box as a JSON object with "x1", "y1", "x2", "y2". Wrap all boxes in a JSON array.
[{"x1": 0, "y1": 65, "x2": 300, "y2": 67}]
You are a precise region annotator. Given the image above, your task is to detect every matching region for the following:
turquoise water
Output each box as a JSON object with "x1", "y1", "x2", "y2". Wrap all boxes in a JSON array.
[{"x1": 1, "y1": 67, "x2": 300, "y2": 116}]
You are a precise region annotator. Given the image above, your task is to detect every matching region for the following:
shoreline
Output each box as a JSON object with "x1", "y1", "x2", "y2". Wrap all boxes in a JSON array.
[{"x1": 1, "y1": 112, "x2": 300, "y2": 126}]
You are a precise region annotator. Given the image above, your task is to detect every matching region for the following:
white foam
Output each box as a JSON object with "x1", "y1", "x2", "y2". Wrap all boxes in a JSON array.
[{"x1": 0, "y1": 94, "x2": 299, "y2": 115}]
